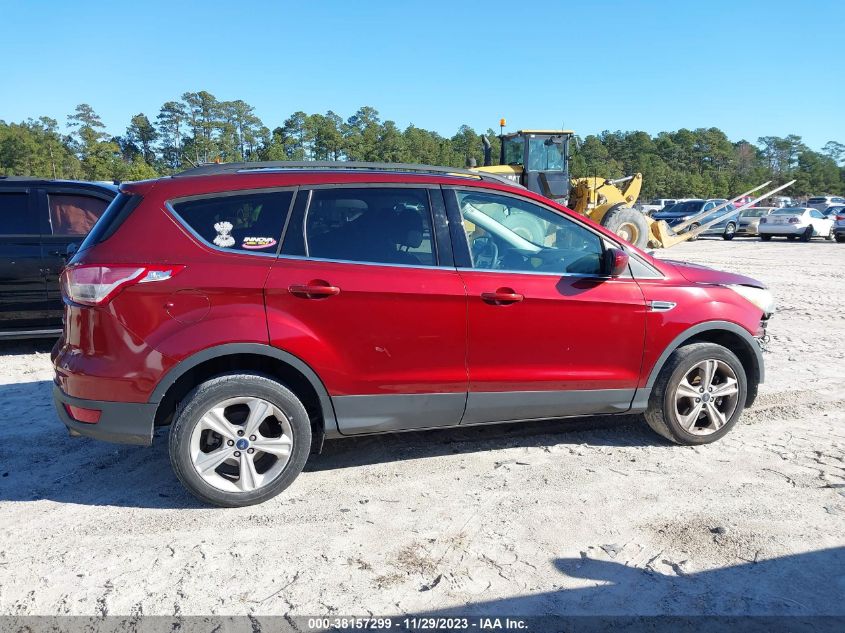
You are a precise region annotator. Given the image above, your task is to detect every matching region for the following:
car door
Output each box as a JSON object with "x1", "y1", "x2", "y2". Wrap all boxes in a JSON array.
[
  {"x1": 0, "y1": 187, "x2": 50, "y2": 331},
  {"x1": 265, "y1": 185, "x2": 468, "y2": 435},
  {"x1": 444, "y1": 188, "x2": 647, "y2": 425},
  {"x1": 38, "y1": 187, "x2": 113, "y2": 325}
]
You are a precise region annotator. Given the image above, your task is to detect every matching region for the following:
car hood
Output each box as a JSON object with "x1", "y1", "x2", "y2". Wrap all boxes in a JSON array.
[{"x1": 662, "y1": 259, "x2": 766, "y2": 289}]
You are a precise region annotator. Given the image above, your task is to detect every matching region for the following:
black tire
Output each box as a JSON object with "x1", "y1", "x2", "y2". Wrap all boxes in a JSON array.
[
  {"x1": 600, "y1": 206, "x2": 650, "y2": 249},
  {"x1": 722, "y1": 222, "x2": 736, "y2": 240},
  {"x1": 786, "y1": 235, "x2": 797, "y2": 241},
  {"x1": 644, "y1": 342, "x2": 747, "y2": 446},
  {"x1": 836, "y1": 234, "x2": 845, "y2": 243},
  {"x1": 800, "y1": 226, "x2": 813, "y2": 242},
  {"x1": 760, "y1": 234, "x2": 772, "y2": 241},
  {"x1": 169, "y1": 373, "x2": 312, "y2": 507},
  {"x1": 687, "y1": 223, "x2": 700, "y2": 241}
]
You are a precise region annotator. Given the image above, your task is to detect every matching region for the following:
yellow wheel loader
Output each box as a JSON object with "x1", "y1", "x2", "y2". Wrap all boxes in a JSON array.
[
  {"x1": 476, "y1": 129, "x2": 651, "y2": 248},
  {"x1": 475, "y1": 127, "x2": 795, "y2": 249}
]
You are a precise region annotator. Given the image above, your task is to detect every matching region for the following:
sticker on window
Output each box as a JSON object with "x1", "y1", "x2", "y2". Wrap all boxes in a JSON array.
[
  {"x1": 213, "y1": 221, "x2": 235, "y2": 247},
  {"x1": 241, "y1": 236, "x2": 277, "y2": 250}
]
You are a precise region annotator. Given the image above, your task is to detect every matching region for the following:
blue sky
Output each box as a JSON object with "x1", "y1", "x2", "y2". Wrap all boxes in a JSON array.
[{"x1": 1, "y1": 0, "x2": 843, "y2": 150}]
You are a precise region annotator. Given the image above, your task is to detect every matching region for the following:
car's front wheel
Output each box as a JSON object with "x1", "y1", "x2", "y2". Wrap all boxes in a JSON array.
[
  {"x1": 722, "y1": 222, "x2": 736, "y2": 240},
  {"x1": 644, "y1": 342, "x2": 747, "y2": 445},
  {"x1": 169, "y1": 373, "x2": 311, "y2": 507}
]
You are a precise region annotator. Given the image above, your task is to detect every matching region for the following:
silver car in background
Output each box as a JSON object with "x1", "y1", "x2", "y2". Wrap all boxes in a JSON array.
[
  {"x1": 737, "y1": 207, "x2": 775, "y2": 236},
  {"x1": 758, "y1": 207, "x2": 835, "y2": 241},
  {"x1": 807, "y1": 196, "x2": 845, "y2": 212}
]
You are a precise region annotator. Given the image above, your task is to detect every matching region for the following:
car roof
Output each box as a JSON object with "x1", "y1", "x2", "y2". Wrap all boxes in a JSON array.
[
  {"x1": 0, "y1": 177, "x2": 119, "y2": 192},
  {"x1": 124, "y1": 161, "x2": 530, "y2": 200}
]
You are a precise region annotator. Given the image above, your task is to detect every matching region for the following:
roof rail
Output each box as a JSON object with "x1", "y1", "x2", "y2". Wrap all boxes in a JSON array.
[{"x1": 173, "y1": 160, "x2": 524, "y2": 189}]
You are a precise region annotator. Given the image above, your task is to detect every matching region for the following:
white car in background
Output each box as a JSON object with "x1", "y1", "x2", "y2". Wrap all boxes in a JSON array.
[
  {"x1": 758, "y1": 207, "x2": 834, "y2": 241},
  {"x1": 737, "y1": 207, "x2": 776, "y2": 236}
]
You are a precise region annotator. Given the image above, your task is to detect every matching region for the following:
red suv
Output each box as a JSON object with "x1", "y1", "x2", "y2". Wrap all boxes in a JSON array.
[{"x1": 52, "y1": 162, "x2": 774, "y2": 507}]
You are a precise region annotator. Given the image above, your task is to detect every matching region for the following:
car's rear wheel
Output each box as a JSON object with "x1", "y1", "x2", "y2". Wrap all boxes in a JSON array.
[
  {"x1": 800, "y1": 226, "x2": 813, "y2": 242},
  {"x1": 722, "y1": 222, "x2": 736, "y2": 240},
  {"x1": 169, "y1": 373, "x2": 311, "y2": 507},
  {"x1": 760, "y1": 234, "x2": 772, "y2": 241},
  {"x1": 836, "y1": 234, "x2": 845, "y2": 243},
  {"x1": 644, "y1": 342, "x2": 747, "y2": 445}
]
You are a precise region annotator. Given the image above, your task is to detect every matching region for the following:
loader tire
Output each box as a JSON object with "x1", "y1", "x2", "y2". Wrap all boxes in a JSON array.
[{"x1": 601, "y1": 206, "x2": 650, "y2": 249}]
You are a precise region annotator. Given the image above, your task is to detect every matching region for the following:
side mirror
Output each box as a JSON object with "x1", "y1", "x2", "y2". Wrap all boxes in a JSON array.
[{"x1": 603, "y1": 247, "x2": 629, "y2": 277}]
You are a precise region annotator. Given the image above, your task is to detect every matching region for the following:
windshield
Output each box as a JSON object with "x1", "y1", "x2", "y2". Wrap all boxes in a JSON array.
[
  {"x1": 773, "y1": 207, "x2": 804, "y2": 215},
  {"x1": 661, "y1": 200, "x2": 705, "y2": 215},
  {"x1": 502, "y1": 135, "x2": 567, "y2": 170},
  {"x1": 526, "y1": 137, "x2": 565, "y2": 170}
]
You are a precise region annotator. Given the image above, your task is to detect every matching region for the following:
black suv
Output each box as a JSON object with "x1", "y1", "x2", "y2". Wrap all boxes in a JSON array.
[{"x1": 0, "y1": 177, "x2": 117, "y2": 338}]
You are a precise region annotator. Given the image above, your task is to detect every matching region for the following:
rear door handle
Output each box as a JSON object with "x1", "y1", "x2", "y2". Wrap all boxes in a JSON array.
[
  {"x1": 288, "y1": 280, "x2": 341, "y2": 299},
  {"x1": 481, "y1": 288, "x2": 524, "y2": 305}
]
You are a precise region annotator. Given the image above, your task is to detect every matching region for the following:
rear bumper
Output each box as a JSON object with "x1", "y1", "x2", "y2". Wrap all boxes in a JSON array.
[
  {"x1": 53, "y1": 384, "x2": 156, "y2": 446},
  {"x1": 758, "y1": 225, "x2": 806, "y2": 236}
]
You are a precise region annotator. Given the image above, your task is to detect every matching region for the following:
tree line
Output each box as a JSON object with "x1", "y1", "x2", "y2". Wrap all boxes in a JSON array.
[{"x1": 2, "y1": 90, "x2": 843, "y2": 199}]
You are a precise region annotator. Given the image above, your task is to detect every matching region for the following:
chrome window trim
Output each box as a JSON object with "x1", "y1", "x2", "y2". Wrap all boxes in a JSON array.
[
  {"x1": 301, "y1": 185, "x2": 441, "y2": 268},
  {"x1": 455, "y1": 266, "x2": 624, "y2": 280},
  {"x1": 164, "y1": 187, "x2": 298, "y2": 259},
  {"x1": 275, "y1": 253, "x2": 455, "y2": 272}
]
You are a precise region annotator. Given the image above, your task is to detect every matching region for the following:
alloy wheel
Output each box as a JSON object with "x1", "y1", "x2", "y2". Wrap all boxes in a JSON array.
[
  {"x1": 673, "y1": 359, "x2": 739, "y2": 435},
  {"x1": 189, "y1": 396, "x2": 293, "y2": 493}
]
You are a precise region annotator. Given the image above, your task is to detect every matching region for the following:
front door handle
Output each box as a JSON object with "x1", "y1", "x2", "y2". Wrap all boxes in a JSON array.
[
  {"x1": 481, "y1": 288, "x2": 524, "y2": 305},
  {"x1": 288, "y1": 280, "x2": 341, "y2": 299}
]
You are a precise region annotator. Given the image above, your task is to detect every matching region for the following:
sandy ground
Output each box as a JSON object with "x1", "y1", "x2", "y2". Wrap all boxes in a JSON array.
[{"x1": 0, "y1": 237, "x2": 844, "y2": 618}]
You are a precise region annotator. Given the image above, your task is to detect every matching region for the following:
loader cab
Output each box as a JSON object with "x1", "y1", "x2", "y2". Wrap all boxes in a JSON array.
[{"x1": 500, "y1": 130, "x2": 574, "y2": 201}]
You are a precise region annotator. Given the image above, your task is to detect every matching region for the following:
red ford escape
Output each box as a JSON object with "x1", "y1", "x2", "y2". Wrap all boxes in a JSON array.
[{"x1": 52, "y1": 162, "x2": 774, "y2": 507}]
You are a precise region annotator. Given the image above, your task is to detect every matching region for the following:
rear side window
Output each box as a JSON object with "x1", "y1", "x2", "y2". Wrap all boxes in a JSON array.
[
  {"x1": 303, "y1": 188, "x2": 436, "y2": 266},
  {"x1": 171, "y1": 191, "x2": 294, "y2": 254},
  {"x1": 48, "y1": 194, "x2": 109, "y2": 236},
  {"x1": 0, "y1": 192, "x2": 37, "y2": 234},
  {"x1": 78, "y1": 192, "x2": 142, "y2": 252}
]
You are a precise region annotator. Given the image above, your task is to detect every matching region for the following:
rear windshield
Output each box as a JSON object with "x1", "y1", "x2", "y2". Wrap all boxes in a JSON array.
[
  {"x1": 77, "y1": 192, "x2": 141, "y2": 252},
  {"x1": 741, "y1": 209, "x2": 769, "y2": 217},
  {"x1": 807, "y1": 197, "x2": 827, "y2": 203},
  {"x1": 772, "y1": 207, "x2": 804, "y2": 215}
]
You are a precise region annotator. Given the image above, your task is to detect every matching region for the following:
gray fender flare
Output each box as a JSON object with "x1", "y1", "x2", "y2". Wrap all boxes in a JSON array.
[
  {"x1": 148, "y1": 343, "x2": 339, "y2": 434},
  {"x1": 631, "y1": 320, "x2": 764, "y2": 411}
]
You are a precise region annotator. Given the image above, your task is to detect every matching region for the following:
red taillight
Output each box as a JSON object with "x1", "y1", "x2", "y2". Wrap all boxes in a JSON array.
[
  {"x1": 64, "y1": 404, "x2": 101, "y2": 424},
  {"x1": 837, "y1": 215, "x2": 845, "y2": 221},
  {"x1": 61, "y1": 264, "x2": 185, "y2": 306}
]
